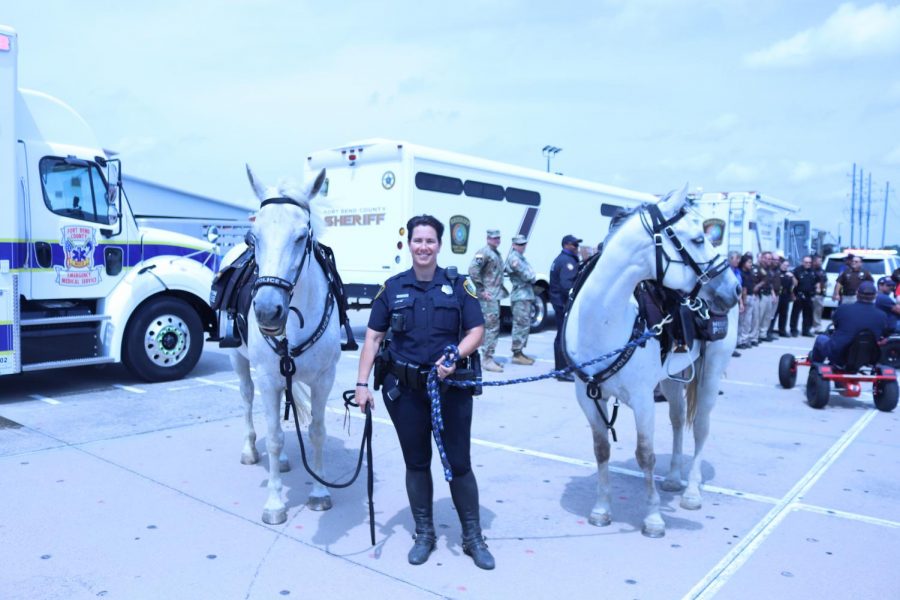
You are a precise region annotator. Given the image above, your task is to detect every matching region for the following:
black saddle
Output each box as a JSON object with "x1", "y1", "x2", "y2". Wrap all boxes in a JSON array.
[{"x1": 834, "y1": 329, "x2": 882, "y2": 373}]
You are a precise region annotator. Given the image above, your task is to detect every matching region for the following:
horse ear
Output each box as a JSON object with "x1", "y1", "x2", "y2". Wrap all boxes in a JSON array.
[
  {"x1": 658, "y1": 183, "x2": 689, "y2": 216},
  {"x1": 303, "y1": 169, "x2": 327, "y2": 200},
  {"x1": 246, "y1": 164, "x2": 268, "y2": 202}
]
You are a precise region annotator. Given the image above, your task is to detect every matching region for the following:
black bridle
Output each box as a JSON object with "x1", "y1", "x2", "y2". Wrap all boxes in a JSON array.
[
  {"x1": 250, "y1": 197, "x2": 314, "y2": 299},
  {"x1": 642, "y1": 203, "x2": 730, "y2": 315}
]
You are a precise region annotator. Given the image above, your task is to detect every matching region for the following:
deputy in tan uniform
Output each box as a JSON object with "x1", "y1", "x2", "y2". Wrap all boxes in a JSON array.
[
  {"x1": 468, "y1": 229, "x2": 505, "y2": 372},
  {"x1": 505, "y1": 234, "x2": 537, "y2": 365}
]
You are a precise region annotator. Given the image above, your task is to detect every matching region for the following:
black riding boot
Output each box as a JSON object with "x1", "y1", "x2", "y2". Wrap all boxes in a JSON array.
[
  {"x1": 449, "y1": 471, "x2": 495, "y2": 570},
  {"x1": 406, "y1": 469, "x2": 436, "y2": 565}
]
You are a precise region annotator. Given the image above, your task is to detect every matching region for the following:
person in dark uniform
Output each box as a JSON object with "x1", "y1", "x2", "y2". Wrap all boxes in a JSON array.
[
  {"x1": 774, "y1": 258, "x2": 796, "y2": 337},
  {"x1": 354, "y1": 214, "x2": 495, "y2": 570},
  {"x1": 549, "y1": 234, "x2": 581, "y2": 381},
  {"x1": 810, "y1": 281, "x2": 889, "y2": 364},
  {"x1": 875, "y1": 276, "x2": 900, "y2": 332},
  {"x1": 833, "y1": 255, "x2": 873, "y2": 305},
  {"x1": 790, "y1": 255, "x2": 819, "y2": 337}
]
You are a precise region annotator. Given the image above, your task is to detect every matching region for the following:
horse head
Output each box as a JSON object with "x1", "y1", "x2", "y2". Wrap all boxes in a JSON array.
[
  {"x1": 653, "y1": 185, "x2": 741, "y2": 313},
  {"x1": 246, "y1": 165, "x2": 327, "y2": 337}
]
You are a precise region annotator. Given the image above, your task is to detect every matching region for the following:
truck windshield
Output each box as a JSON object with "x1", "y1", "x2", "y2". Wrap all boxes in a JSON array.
[{"x1": 39, "y1": 157, "x2": 112, "y2": 225}]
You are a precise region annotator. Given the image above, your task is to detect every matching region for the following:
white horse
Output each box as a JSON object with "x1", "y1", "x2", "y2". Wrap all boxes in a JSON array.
[
  {"x1": 565, "y1": 186, "x2": 740, "y2": 537},
  {"x1": 229, "y1": 167, "x2": 341, "y2": 525}
]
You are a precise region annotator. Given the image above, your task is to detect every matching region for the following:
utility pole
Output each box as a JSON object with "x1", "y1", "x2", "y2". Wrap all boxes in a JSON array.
[
  {"x1": 850, "y1": 163, "x2": 856, "y2": 247},
  {"x1": 882, "y1": 181, "x2": 890, "y2": 248},
  {"x1": 865, "y1": 172, "x2": 872, "y2": 248},
  {"x1": 858, "y1": 167, "x2": 864, "y2": 248},
  {"x1": 542, "y1": 146, "x2": 561, "y2": 173}
]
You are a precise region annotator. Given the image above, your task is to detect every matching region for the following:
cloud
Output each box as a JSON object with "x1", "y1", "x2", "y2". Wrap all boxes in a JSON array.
[
  {"x1": 886, "y1": 144, "x2": 900, "y2": 165},
  {"x1": 745, "y1": 2, "x2": 900, "y2": 67},
  {"x1": 660, "y1": 153, "x2": 714, "y2": 170},
  {"x1": 785, "y1": 160, "x2": 847, "y2": 183},
  {"x1": 717, "y1": 162, "x2": 759, "y2": 183}
]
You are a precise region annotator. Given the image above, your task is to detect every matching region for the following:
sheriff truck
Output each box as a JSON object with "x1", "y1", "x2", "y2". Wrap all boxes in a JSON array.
[
  {"x1": 0, "y1": 26, "x2": 217, "y2": 381},
  {"x1": 307, "y1": 139, "x2": 656, "y2": 329}
]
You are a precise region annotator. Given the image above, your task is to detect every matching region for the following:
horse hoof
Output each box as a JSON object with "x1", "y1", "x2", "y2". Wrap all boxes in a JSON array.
[
  {"x1": 660, "y1": 479, "x2": 685, "y2": 492},
  {"x1": 262, "y1": 508, "x2": 287, "y2": 525},
  {"x1": 307, "y1": 496, "x2": 333, "y2": 511},
  {"x1": 589, "y1": 512, "x2": 612, "y2": 527},
  {"x1": 240, "y1": 451, "x2": 259, "y2": 465},
  {"x1": 641, "y1": 524, "x2": 666, "y2": 538},
  {"x1": 680, "y1": 495, "x2": 702, "y2": 510},
  {"x1": 278, "y1": 459, "x2": 291, "y2": 473}
]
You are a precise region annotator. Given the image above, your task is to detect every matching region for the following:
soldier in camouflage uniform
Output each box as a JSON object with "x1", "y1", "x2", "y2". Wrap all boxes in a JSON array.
[
  {"x1": 505, "y1": 234, "x2": 536, "y2": 365},
  {"x1": 468, "y1": 229, "x2": 505, "y2": 372}
]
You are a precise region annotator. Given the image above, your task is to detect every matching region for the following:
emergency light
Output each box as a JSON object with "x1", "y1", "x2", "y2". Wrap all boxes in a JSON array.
[{"x1": 0, "y1": 34, "x2": 11, "y2": 52}]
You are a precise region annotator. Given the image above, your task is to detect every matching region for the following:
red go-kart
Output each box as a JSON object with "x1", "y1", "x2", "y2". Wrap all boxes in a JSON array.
[{"x1": 778, "y1": 330, "x2": 899, "y2": 412}]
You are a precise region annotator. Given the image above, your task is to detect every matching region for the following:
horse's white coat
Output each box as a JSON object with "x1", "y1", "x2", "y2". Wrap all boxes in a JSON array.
[
  {"x1": 566, "y1": 187, "x2": 740, "y2": 537},
  {"x1": 229, "y1": 168, "x2": 341, "y2": 525}
]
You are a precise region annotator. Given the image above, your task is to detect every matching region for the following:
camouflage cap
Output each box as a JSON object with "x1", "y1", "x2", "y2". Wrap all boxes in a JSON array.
[
  {"x1": 511, "y1": 234, "x2": 527, "y2": 244},
  {"x1": 487, "y1": 229, "x2": 501, "y2": 238}
]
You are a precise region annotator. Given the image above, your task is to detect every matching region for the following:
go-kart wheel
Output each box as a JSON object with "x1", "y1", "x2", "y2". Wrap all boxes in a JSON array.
[
  {"x1": 778, "y1": 354, "x2": 797, "y2": 389},
  {"x1": 806, "y1": 368, "x2": 830, "y2": 409},
  {"x1": 873, "y1": 377, "x2": 899, "y2": 413}
]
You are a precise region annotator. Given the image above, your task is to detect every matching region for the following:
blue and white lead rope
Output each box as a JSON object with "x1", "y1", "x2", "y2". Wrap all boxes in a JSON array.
[{"x1": 426, "y1": 325, "x2": 664, "y2": 481}]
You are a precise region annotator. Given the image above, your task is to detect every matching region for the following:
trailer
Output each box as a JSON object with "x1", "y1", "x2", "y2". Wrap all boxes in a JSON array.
[
  {"x1": 306, "y1": 139, "x2": 656, "y2": 328},
  {"x1": 0, "y1": 26, "x2": 217, "y2": 381},
  {"x1": 691, "y1": 191, "x2": 800, "y2": 260}
]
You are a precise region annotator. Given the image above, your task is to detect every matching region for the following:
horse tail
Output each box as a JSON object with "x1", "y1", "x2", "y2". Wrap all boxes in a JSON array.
[
  {"x1": 287, "y1": 381, "x2": 313, "y2": 427},
  {"x1": 685, "y1": 355, "x2": 704, "y2": 430}
]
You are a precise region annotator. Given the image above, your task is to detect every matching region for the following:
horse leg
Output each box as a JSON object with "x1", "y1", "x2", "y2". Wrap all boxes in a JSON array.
[
  {"x1": 682, "y1": 377, "x2": 716, "y2": 510},
  {"x1": 575, "y1": 385, "x2": 612, "y2": 526},
  {"x1": 660, "y1": 379, "x2": 686, "y2": 492},
  {"x1": 305, "y1": 376, "x2": 333, "y2": 511},
  {"x1": 260, "y1": 384, "x2": 288, "y2": 525},
  {"x1": 230, "y1": 352, "x2": 259, "y2": 465},
  {"x1": 633, "y1": 399, "x2": 664, "y2": 538}
]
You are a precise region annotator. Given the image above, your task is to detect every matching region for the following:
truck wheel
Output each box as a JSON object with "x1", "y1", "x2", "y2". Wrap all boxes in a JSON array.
[
  {"x1": 778, "y1": 354, "x2": 797, "y2": 389},
  {"x1": 123, "y1": 297, "x2": 203, "y2": 382},
  {"x1": 873, "y1": 377, "x2": 899, "y2": 412},
  {"x1": 530, "y1": 297, "x2": 547, "y2": 332},
  {"x1": 806, "y1": 369, "x2": 830, "y2": 409}
]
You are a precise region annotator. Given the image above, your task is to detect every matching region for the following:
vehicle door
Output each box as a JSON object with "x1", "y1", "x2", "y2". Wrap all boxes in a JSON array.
[{"x1": 23, "y1": 149, "x2": 131, "y2": 301}]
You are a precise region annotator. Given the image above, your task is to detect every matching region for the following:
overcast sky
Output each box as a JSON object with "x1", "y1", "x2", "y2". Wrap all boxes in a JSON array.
[{"x1": 5, "y1": 0, "x2": 900, "y2": 245}]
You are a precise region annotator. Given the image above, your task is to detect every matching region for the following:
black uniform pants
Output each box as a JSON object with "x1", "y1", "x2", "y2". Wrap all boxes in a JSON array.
[
  {"x1": 553, "y1": 303, "x2": 567, "y2": 370},
  {"x1": 789, "y1": 295, "x2": 813, "y2": 334},
  {"x1": 381, "y1": 374, "x2": 473, "y2": 477},
  {"x1": 775, "y1": 294, "x2": 792, "y2": 333}
]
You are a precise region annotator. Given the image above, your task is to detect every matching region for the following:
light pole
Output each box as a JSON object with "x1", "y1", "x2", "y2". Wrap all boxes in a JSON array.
[{"x1": 542, "y1": 145, "x2": 561, "y2": 173}]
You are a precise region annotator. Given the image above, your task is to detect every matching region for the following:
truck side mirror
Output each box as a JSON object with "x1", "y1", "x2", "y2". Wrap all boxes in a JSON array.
[{"x1": 107, "y1": 204, "x2": 119, "y2": 226}]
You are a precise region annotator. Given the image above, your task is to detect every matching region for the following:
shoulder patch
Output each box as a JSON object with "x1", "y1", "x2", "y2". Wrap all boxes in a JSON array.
[
  {"x1": 374, "y1": 285, "x2": 385, "y2": 300},
  {"x1": 463, "y1": 278, "x2": 478, "y2": 298}
]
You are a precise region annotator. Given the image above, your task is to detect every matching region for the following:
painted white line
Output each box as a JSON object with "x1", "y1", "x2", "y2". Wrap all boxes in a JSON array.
[
  {"x1": 794, "y1": 502, "x2": 900, "y2": 529},
  {"x1": 112, "y1": 384, "x2": 146, "y2": 394},
  {"x1": 720, "y1": 379, "x2": 773, "y2": 389},
  {"x1": 768, "y1": 344, "x2": 812, "y2": 352},
  {"x1": 685, "y1": 409, "x2": 877, "y2": 600},
  {"x1": 29, "y1": 394, "x2": 60, "y2": 405}
]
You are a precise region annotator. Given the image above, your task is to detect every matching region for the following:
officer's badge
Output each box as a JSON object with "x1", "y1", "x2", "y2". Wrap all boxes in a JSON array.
[
  {"x1": 374, "y1": 285, "x2": 385, "y2": 300},
  {"x1": 441, "y1": 284, "x2": 453, "y2": 295},
  {"x1": 463, "y1": 278, "x2": 478, "y2": 298}
]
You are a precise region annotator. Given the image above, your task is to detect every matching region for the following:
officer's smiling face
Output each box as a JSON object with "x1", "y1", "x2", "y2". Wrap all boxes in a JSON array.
[{"x1": 410, "y1": 225, "x2": 441, "y2": 268}]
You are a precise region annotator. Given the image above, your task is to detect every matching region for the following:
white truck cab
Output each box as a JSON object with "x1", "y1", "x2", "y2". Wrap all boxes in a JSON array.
[{"x1": 0, "y1": 26, "x2": 217, "y2": 381}]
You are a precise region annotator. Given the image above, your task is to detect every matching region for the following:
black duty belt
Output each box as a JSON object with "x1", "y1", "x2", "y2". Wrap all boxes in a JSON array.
[{"x1": 388, "y1": 360, "x2": 432, "y2": 391}]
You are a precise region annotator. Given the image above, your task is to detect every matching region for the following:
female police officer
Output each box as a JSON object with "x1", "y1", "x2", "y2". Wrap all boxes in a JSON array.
[{"x1": 355, "y1": 214, "x2": 495, "y2": 570}]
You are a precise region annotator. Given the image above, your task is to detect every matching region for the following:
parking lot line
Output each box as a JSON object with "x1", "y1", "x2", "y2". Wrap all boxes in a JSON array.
[
  {"x1": 29, "y1": 394, "x2": 60, "y2": 405},
  {"x1": 792, "y1": 502, "x2": 900, "y2": 529},
  {"x1": 112, "y1": 384, "x2": 146, "y2": 394},
  {"x1": 685, "y1": 408, "x2": 877, "y2": 600},
  {"x1": 721, "y1": 379, "x2": 773, "y2": 388}
]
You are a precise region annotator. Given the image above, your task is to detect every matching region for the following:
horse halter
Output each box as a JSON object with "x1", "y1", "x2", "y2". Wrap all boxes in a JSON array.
[
  {"x1": 250, "y1": 197, "x2": 313, "y2": 298},
  {"x1": 642, "y1": 203, "x2": 730, "y2": 310}
]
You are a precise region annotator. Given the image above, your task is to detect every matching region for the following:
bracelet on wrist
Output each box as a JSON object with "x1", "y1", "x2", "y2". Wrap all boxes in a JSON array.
[{"x1": 356, "y1": 382, "x2": 368, "y2": 387}]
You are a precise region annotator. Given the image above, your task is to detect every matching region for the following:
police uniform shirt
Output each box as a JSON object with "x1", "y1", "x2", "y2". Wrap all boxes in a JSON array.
[
  {"x1": 368, "y1": 267, "x2": 484, "y2": 365},
  {"x1": 549, "y1": 249, "x2": 579, "y2": 307},
  {"x1": 793, "y1": 266, "x2": 817, "y2": 295},
  {"x1": 836, "y1": 269, "x2": 874, "y2": 296},
  {"x1": 752, "y1": 266, "x2": 770, "y2": 294}
]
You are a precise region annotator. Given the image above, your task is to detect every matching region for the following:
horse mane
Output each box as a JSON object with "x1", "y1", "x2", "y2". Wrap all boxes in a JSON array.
[
  {"x1": 602, "y1": 202, "x2": 650, "y2": 249},
  {"x1": 274, "y1": 178, "x2": 328, "y2": 239}
]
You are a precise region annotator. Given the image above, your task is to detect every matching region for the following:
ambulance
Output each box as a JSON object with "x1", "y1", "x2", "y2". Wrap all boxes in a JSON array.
[
  {"x1": 0, "y1": 26, "x2": 217, "y2": 381},
  {"x1": 306, "y1": 139, "x2": 657, "y2": 329}
]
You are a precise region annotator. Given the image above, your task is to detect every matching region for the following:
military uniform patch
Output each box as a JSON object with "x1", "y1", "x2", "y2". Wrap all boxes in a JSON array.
[{"x1": 463, "y1": 278, "x2": 478, "y2": 298}]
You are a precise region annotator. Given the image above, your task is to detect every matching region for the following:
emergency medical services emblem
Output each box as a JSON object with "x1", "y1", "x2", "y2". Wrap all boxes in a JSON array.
[
  {"x1": 56, "y1": 225, "x2": 103, "y2": 286},
  {"x1": 449, "y1": 215, "x2": 470, "y2": 254},
  {"x1": 702, "y1": 218, "x2": 725, "y2": 247}
]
